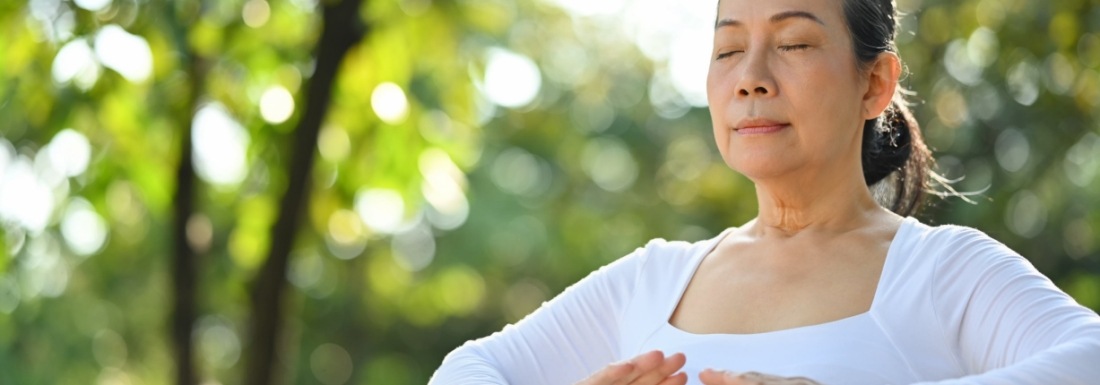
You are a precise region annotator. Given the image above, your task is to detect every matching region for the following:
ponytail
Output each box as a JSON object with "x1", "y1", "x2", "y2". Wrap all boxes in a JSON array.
[{"x1": 861, "y1": 90, "x2": 932, "y2": 217}]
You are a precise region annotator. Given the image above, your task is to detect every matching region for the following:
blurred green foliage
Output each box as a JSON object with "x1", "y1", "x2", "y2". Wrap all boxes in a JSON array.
[{"x1": 0, "y1": 0, "x2": 1098, "y2": 383}]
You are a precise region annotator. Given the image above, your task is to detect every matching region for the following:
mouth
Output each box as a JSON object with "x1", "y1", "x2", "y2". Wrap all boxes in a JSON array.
[
  {"x1": 734, "y1": 117, "x2": 791, "y2": 135},
  {"x1": 734, "y1": 123, "x2": 790, "y2": 135}
]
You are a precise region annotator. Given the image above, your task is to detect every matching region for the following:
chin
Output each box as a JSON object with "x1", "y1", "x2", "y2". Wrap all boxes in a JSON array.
[{"x1": 722, "y1": 150, "x2": 802, "y2": 182}]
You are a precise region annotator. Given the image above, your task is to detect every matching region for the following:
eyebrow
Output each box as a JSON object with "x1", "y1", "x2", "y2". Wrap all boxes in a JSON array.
[{"x1": 715, "y1": 10, "x2": 826, "y2": 30}]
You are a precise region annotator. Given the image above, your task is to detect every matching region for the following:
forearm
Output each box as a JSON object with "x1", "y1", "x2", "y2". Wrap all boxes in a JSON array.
[
  {"x1": 908, "y1": 335, "x2": 1100, "y2": 385},
  {"x1": 429, "y1": 342, "x2": 512, "y2": 385},
  {"x1": 428, "y1": 243, "x2": 651, "y2": 385}
]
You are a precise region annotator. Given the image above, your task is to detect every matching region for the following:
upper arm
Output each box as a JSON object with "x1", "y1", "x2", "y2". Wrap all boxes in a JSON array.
[
  {"x1": 428, "y1": 240, "x2": 655, "y2": 385},
  {"x1": 931, "y1": 226, "x2": 1100, "y2": 377}
]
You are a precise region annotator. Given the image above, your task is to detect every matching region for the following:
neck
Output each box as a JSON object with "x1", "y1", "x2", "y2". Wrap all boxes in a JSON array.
[{"x1": 748, "y1": 166, "x2": 886, "y2": 237}]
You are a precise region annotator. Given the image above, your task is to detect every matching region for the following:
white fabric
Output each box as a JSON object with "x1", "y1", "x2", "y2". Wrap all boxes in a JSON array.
[{"x1": 428, "y1": 217, "x2": 1100, "y2": 385}]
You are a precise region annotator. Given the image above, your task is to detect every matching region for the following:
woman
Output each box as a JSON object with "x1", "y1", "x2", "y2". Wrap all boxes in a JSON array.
[{"x1": 429, "y1": 0, "x2": 1100, "y2": 383}]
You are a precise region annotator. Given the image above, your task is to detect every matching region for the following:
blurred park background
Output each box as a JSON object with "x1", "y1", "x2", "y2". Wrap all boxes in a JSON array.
[{"x1": 1, "y1": 0, "x2": 1099, "y2": 383}]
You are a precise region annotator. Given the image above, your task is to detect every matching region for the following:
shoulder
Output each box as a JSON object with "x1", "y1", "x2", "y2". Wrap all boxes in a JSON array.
[
  {"x1": 919, "y1": 221, "x2": 1020, "y2": 258},
  {"x1": 601, "y1": 236, "x2": 705, "y2": 279},
  {"x1": 640, "y1": 237, "x2": 698, "y2": 256},
  {"x1": 929, "y1": 222, "x2": 999, "y2": 242},
  {"x1": 638, "y1": 236, "x2": 709, "y2": 263},
  {"x1": 909, "y1": 220, "x2": 1039, "y2": 283},
  {"x1": 572, "y1": 237, "x2": 698, "y2": 303},
  {"x1": 607, "y1": 236, "x2": 685, "y2": 265},
  {"x1": 591, "y1": 237, "x2": 676, "y2": 277},
  {"x1": 905, "y1": 218, "x2": 996, "y2": 245},
  {"x1": 631, "y1": 235, "x2": 720, "y2": 279}
]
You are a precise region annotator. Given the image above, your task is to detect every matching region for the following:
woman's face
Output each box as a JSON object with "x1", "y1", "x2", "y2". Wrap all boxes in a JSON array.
[{"x1": 707, "y1": 0, "x2": 872, "y2": 182}]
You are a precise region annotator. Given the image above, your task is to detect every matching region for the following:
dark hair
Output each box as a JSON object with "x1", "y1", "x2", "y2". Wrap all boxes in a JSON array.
[{"x1": 842, "y1": 0, "x2": 932, "y2": 217}]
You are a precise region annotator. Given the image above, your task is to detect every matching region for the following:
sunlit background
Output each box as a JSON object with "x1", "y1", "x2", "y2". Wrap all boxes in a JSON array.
[{"x1": 1, "y1": 0, "x2": 1099, "y2": 383}]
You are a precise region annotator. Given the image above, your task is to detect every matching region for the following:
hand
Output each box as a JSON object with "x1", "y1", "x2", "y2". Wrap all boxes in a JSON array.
[
  {"x1": 574, "y1": 350, "x2": 688, "y2": 385},
  {"x1": 698, "y1": 368, "x2": 824, "y2": 385}
]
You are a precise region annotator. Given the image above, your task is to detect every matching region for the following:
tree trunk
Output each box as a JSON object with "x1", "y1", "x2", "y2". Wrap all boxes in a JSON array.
[
  {"x1": 244, "y1": 1, "x2": 366, "y2": 384},
  {"x1": 168, "y1": 3, "x2": 209, "y2": 384},
  {"x1": 171, "y1": 80, "x2": 199, "y2": 385}
]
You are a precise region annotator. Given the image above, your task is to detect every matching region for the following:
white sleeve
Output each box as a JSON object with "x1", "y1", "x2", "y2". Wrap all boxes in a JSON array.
[
  {"x1": 912, "y1": 226, "x2": 1100, "y2": 385},
  {"x1": 427, "y1": 241, "x2": 655, "y2": 385}
]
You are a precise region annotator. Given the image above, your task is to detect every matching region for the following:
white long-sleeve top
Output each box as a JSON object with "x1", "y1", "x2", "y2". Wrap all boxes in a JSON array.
[{"x1": 428, "y1": 216, "x2": 1100, "y2": 384}]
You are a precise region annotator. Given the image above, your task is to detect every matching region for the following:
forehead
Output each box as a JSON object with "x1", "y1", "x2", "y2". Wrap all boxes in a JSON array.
[{"x1": 716, "y1": 0, "x2": 846, "y2": 28}]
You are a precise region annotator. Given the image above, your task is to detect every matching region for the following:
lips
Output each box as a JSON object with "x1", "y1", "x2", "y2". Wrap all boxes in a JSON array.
[
  {"x1": 736, "y1": 124, "x2": 789, "y2": 135},
  {"x1": 734, "y1": 117, "x2": 790, "y2": 135}
]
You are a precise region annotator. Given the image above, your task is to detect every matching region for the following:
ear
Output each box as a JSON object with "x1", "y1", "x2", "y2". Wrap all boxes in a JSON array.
[{"x1": 861, "y1": 51, "x2": 902, "y2": 120}]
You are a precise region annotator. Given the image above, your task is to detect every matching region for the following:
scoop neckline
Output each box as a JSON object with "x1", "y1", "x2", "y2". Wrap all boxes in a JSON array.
[{"x1": 662, "y1": 216, "x2": 917, "y2": 339}]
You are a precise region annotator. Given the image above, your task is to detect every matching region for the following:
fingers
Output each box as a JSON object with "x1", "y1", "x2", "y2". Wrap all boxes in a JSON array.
[
  {"x1": 613, "y1": 350, "x2": 667, "y2": 385},
  {"x1": 732, "y1": 371, "x2": 798, "y2": 384},
  {"x1": 700, "y1": 369, "x2": 763, "y2": 385},
  {"x1": 629, "y1": 352, "x2": 686, "y2": 385},
  {"x1": 582, "y1": 360, "x2": 635, "y2": 385},
  {"x1": 725, "y1": 371, "x2": 762, "y2": 385},
  {"x1": 698, "y1": 368, "x2": 731, "y2": 385},
  {"x1": 698, "y1": 369, "x2": 818, "y2": 385},
  {"x1": 582, "y1": 350, "x2": 661, "y2": 385},
  {"x1": 586, "y1": 350, "x2": 690, "y2": 385},
  {"x1": 655, "y1": 371, "x2": 688, "y2": 385}
]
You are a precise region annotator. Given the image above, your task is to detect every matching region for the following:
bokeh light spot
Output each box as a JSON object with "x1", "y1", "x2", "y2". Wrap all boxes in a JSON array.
[
  {"x1": 994, "y1": 128, "x2": 1030, "y2": 172},
  {"x1": 1005, "y1": 190, "x2": 1047, "y2": 238},
  {"x1": 311, "y1": 343, "x2": 353, "y2": 385},
  {"x1": 242, "y1": 0, "x2": 271, "y2": 28},
  {"x1": 0, "y1": 156, "x2": 54, "y2": 233},
  {"x1": 192, "y1": 103, "x2": 250, "y2": 186},
  {"x1": 46, "y1": 129, "x2": 92, "y2": 178},
  {"x1": 92, "y1": 329, "x2": 127, "y2": 368},
  {"x1": 483, "y1": 48, "x2": 541, "y2": 108},
  {"x1": 437, "y1": 265, "x2": 485, "y2": 315},
  {"x1": 51, "y1": 38, "x2": 100, "y2": 90},
  {"x1": 61, "y1": 197, "x2": 108, "y2": 256},
  {"x1": 371, "y1": 82, "x2": 409, "y2": 124},
  {"x1": 1006, "y1": 56, "x2": 1040, "y2": 106},
  {"x1": 74, "y1": 0, "x2": 111, "y2": 12},
  {"x1": 260, "y1": 85, "x2": 295, "y2": 124},
  {"x1": 354, "y1": 188, "x2": 405, "y2": 234},
  {"x1": 196, "y1": 316, "x2": 242, "y2": 369},
  {"x1": 318, "y1": 125, "x2": 351, "y2": 162},
  {"x1": 392, "y1": 222, "x2": 435, "y2": 272},
  {"x1": 94, "y1": 25, "x2": 153, "y2": 83},
  {"x1": 581, "y1": 137, "x2": 638, "y2": 192}
]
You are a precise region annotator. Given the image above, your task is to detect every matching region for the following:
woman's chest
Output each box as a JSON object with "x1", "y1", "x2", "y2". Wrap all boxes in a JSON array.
[
  {"x1": 672, "y1": 238, "x2": 891, "y2": 335},
  {"x1": 632, "y1": 315, "x2": 921, "y2": 385},
  {"x1": 670, "y1": 266, "x2": 882, "y2": 336}
]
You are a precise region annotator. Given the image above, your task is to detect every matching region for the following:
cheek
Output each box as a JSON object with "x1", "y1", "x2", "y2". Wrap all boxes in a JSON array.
[
  {"x1": 707, "y1": 64, "x2": 734, "y2": 159},
  {"x1": 785, "y1": 57, "x2": 863, "y2": 146},
  {"x1": 712, "y1": 122, "x2": 731, "y2": 159},
  {"x1": 787, "y1": 58, "x2": 846, "y2": 112},
  {"x1": 706, "y1": 62, "x2": 739, "y2": 109}
]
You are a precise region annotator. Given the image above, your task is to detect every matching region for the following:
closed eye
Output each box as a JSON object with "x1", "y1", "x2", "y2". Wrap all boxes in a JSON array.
[
  {"x1": 779, "y1": 44, "x2": 811, "y2": 52},
  {"x1": 716, "y1": 51, "x2": 743, "y2": 60}
]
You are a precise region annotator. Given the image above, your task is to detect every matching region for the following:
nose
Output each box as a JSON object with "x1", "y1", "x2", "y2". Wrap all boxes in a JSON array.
[{"x1": 735, "y1": 49, "x2": 777, "y2": 99}]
